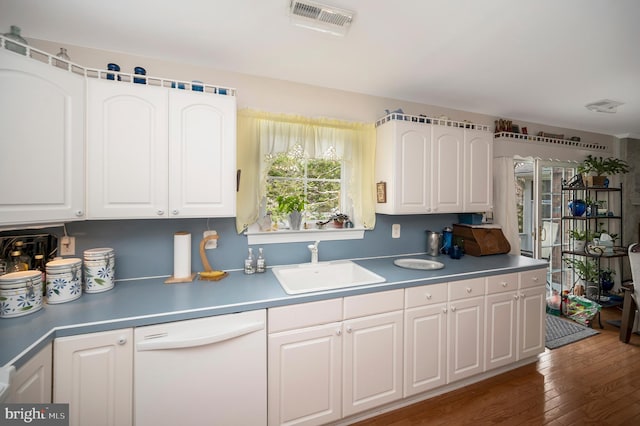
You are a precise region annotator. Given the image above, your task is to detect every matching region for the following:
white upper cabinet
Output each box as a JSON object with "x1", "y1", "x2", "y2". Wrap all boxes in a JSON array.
[
  {"x1": 168, "y1": 90, "x2": 236, "y2": 217},
  {"x1": 463, "y1": 129, "x2": 493, "y2": 212},
  {"x1": 375, "y1": 115, "x2": 492, "y2": 215},
  {"x1": 431, "y1": 125, "x2": 464, "y2": 213},
  {"x1": 87, "y1": 79, "x2": 169, "y2": 218},
  {"x1": 0, "y1": 49, "x2": 85, "y2": 226},
  {"x1": 87, "y1": 79, "x2": 236, "y2": 219},
  {"x1": 375, "y1": 120, "x2": 432, "y2": 214}
]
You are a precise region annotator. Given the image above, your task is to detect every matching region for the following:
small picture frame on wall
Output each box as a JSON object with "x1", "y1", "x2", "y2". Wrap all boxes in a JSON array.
[
  {"x1": 376, "y1": 182, "x2": 387, "y2": 203},
  {"x1": 521, "y1": 127, "x2": 528, "y2": 135}
]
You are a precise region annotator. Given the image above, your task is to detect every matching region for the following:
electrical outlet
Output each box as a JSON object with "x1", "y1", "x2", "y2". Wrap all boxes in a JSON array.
[
  {"x1": 392, "y1": 224, "x2": 401, "y2": 239},
  {"x1": 60, "y1": 236, "x2": 76, "y2": 256},
  {"x1": 203, "y1": 230, "x2": 218, "y2": 249}
]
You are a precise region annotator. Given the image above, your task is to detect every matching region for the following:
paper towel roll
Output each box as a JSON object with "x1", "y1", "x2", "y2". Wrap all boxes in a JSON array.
[{"x1": 173, "y1": 231, "x2": 191, "y2": 278}]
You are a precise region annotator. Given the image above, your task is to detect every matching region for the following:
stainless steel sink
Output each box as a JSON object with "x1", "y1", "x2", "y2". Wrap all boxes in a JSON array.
[
  {"x1": 393, "y1": 258, "x2": 445, "y2": 270},
  {"x1": 272, "y1": 260, "x2": 386, "y2": 294}
]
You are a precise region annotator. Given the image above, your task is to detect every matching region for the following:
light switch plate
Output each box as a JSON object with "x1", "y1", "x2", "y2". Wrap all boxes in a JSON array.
[
  {"x1": 392, "y1": 224, "x2": 401, "y2": 239},
  {"x1": 203, "y1": 230, "x2": 218, "y2": 249},
  {"x1": 60, "y1": 236, "x2": 76, "y2": 256}
]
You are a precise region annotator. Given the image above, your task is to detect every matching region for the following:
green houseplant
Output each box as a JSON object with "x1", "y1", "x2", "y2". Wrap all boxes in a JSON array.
[
  {"x1": 276, "y1": 195, "x2": 307, "y2": 230},
  {"x1": 578, "y1": 155, "x2": 630, "y2": 187},
  {"x1": 564, "y1": 257, "x2": 599, "y2": 296},
  {"x1": 568, "y1": 229, "x2": 589, "y2": 252}
]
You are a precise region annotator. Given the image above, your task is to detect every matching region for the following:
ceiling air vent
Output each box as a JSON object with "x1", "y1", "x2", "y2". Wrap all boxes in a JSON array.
[
  {"x1": 585, "y1": 99, "x2": 624, "y2": 114},
  {"x1": 290, "y1": 0, "x2": 354, "y2": 36}
]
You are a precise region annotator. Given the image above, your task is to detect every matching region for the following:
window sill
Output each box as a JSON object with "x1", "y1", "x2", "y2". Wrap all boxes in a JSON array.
[{"x1": 245, "y1": 224, "x2": 366, "y2": 245}]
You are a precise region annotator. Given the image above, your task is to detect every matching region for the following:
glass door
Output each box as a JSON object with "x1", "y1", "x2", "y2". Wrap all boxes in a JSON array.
[{"x1": 515, "y1": 159, "x2": 578, "y2": 289}]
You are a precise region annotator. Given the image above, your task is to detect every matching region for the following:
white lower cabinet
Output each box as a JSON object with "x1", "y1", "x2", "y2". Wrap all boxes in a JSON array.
[
  {"x1": 518, "y1": 270, "x2": 547, "y2": 359},
  {"x1": 484, "y1": 270, "x2": 546, "y2": 371},
  {"x1": 447, "y1": 278, "x2": 486, "y2": 383},
  {"x1": 342, "y1": 309, "x2": 403, "y2": 417},
  {"x1": 485, "y1": 273, "x2": 519, "y2": 370},
  {"x1": 53, "y1": 328, "x2": 133, "y2": 426},
  {"x1": 268, "y1": 290, "x2": 403, "y2": 426},
  {"x1": 7, "y1": 343, "x2": 52, "y2": 403},
  {"x1": 403, "y1": 283, "x2": 448, "y2": 397}
]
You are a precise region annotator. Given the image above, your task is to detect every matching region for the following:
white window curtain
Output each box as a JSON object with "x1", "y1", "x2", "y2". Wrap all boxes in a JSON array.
[
  {"x1": 493, "y1": 156, "x2": 521, "y2": 255},
  {"x1": 236, "y1": 109, "x2": 376, "y2": 233}
]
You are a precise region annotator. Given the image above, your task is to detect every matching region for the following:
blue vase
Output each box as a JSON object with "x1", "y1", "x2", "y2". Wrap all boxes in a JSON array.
[
  {"x1": 106, "y1": 63, "x2": 120, "y2": 80},
  {"x1": 133, "y1": 66, "x2": 146, "y2": 84},
  {"x1": 569, "y1": 200, "x2": 586, "y2": 216}
]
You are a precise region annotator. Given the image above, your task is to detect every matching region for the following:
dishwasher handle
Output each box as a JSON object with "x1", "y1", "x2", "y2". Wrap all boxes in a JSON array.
[{"x1": 136, "y1": 320, "x2": 264, "y2": 351}]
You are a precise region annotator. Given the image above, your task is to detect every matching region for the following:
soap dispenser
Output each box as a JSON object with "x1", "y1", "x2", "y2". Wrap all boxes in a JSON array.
[
  {"x1": 244, "y1": 248, "x2": 255, "y2": 274},
  {"x1": 256, "y1": 248, "x2": 266, "y2": 273}
]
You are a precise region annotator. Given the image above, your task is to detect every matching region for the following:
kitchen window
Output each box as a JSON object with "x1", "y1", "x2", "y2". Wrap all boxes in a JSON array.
[
  {"x1": 236, "y1": 110, "x2": 376, "y2": 243},
  {"x1": 265, "y1": 147, "x2": 343, "y2": 224}
]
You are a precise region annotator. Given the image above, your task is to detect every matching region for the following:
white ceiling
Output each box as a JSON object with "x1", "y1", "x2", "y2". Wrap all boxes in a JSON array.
[{"x1": 2, "y1": 0, "x2": 639, "y2": 138}]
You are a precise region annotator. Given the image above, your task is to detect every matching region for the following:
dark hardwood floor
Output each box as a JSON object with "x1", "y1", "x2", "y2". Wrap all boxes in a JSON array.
[{"x1": 352, "y1": 306, "x2": 640, "y2": 426}]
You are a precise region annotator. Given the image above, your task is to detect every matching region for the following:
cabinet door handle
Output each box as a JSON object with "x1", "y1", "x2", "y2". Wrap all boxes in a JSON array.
[
  {"x1": 442, "y1": 307, "x2": 448, "y2": 314},
  {"x1": 532, "y1": 276, "x2": 539, "y2": 282},
  {"x1": 75, "y1": 210, "x2": 84, "y2": 217},
  {"x1": 156, "y1": 209, "x2": 165, "y2": 216},
  {"x1": 117, "y1": 336, "x2": 127, "y2": 345},
  {"x1": 450, "y1": 306, "x2": 456, "y2": 312},
  {"x1": 336, "y1": 329, "x2": 342, "y2": 336},
  {"x1": 501, "y1": 282, "x2": 508, "y2": 287},
  {"x1": 346, "y1": 326, "x2": 353, "y2": 333},
  {"x1": 513, "y1": 294, "x2": 519, "y2": 300},
  {"x1": 425, "y1": 293, "x2": 432, "y2": 300},
  {"x1": 172, "y1": 209, "x2": 179, "y2": 215},
  {"x1": 465, "y1": 287, "x2": 472, "y2": 293}
]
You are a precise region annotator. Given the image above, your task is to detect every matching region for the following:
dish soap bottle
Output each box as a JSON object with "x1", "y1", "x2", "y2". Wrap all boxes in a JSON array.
[
  {"x1": 244, "y1": 248, "x2": 255, "y2": 274},
  {"x1": 256, "y1": 248, "x2": 266, "y2": 273}
]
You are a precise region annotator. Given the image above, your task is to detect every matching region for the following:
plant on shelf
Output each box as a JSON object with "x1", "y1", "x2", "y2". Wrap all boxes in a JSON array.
[
  {"x1": 599, "y1": 268, "x2": 616, "y2": 292},
  {"x1": 564, "y1": 257, "x2": 599, "y2": 296},
  {"x1": 276, "y1": 195, "x2": 307, "y2": 230},
  {"x1": 568, "y1": 229, "x2": 589, "y2": 252},
  {"x1": 577, "y1": 155, "x2": 630, "y2": 187}
]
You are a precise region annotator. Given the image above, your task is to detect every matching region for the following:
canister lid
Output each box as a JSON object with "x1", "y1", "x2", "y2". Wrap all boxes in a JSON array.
[
  {"x1": 84, "y1": 247, "x2": 114, "y2": 259},
  {"x1": 0, "y1": 270, "x2": 42, "y2": 289},
  {"x1": 46, "y1": 258, "x2": 82, "y2": 270}
]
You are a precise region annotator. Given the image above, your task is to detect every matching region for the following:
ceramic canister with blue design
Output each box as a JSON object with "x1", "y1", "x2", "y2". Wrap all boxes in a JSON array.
[
  {"x1": 0, "y1": 270, "x2": 43, "y2": 318},
  {"x1": 45, "y1": 258, "x2": 83, "y2": 304}
]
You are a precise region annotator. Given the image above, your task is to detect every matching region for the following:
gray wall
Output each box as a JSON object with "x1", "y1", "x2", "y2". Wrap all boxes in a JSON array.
[{"x1": 5, "y1": 214, "x2": 457, "y2": 280}]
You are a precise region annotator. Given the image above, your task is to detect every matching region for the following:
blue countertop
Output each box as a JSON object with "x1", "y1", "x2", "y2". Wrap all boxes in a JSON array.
[{"x1": 0, "y1": 253, "x2": 546, "y2": 368}]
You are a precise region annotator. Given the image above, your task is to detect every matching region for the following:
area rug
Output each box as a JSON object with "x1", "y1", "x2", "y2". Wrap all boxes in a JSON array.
[{"x1": 545, "y1": 314, "x2": 599, "y2": 349}]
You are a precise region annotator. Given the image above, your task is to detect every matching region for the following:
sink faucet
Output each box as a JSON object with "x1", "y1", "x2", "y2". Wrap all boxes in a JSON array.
[{"x1": 308, "y1": 241, "x2": 320, "y2": 264}]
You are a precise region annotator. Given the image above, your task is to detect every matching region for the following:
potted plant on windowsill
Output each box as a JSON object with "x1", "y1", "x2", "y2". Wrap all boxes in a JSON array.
[
  {"x1": 577, "y1": 155, "x2": 630, "y2": 187},
  {"x1": 276, "y1": 195, "x2": 307, "y2": 230}
]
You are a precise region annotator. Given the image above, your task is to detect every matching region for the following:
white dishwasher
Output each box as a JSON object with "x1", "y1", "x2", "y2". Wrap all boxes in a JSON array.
[{"x1": 134, "y1": 309, "x2": 266, "y2": 426}]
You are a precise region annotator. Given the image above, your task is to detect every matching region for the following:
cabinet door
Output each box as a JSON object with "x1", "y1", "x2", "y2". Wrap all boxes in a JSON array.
[
  {"x1": 518, "y1": 286, "x2": 546, "y2": 359},
  {"x1": 447, "y1": 296, "x2": 484, "y2": 382},
  {"x1": 343, "y1": 310, "x2": 403, "y2": 417},
  {"x1": 464, "y1": 129, "x2": 493, "y2": 212},
  {"x1": 54, "y1": 329, "x2": 133, "y2": 426},
  {"x1": 404, "y1": 303, "x2": 447, "y2": 397},
  {"x1": 375, "y1": 121, "x2": 432, "y2": 214},
  {"x1": 7, "y1": 343, "x2": 52, "y2": 403},
  {"x1": 432, "y1": 126, "x2": 464, "y2": 213},
  {"x1": 268, "y1": 323, "x2": 342, "y2": 426},
  {"x1": 0, "y1": 49, "x2": 85, "y2": 225},
  {"x1": 87, "y1": 79, "x2": 169, "y2": 218},
  {"x1": 168, "y1": 91, "x2": 236, "y2": 217},
  {"x1": 485, "y1": 292, "x2": 517, "y2": 371}
]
